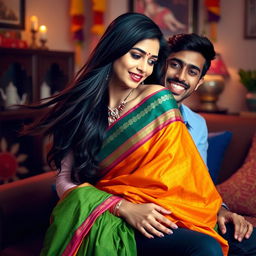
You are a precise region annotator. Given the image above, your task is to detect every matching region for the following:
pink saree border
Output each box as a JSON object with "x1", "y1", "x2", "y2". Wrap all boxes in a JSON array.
[
  {"x1": 62, "y1": 196, "x2": 122, "y2": 256},
  {"x1": 101, "y1": 109, "x2": 182, "y2": 172}
]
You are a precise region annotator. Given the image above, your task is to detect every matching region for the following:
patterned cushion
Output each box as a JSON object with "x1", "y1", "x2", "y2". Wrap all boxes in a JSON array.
[{"x1": 217, "y1": 133, "x2": 256, "y2": 218}]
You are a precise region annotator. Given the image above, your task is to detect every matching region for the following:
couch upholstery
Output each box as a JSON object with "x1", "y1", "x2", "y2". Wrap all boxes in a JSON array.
[
  {"x1": 201, "y1": 113, "x2": 256, "y2": 184},
  {"x1": 0, "y1": 113, "x2": 255, "y2": 255},
  {"x1": 0, "y1": 171, "x2": 57, "y2": 256}
]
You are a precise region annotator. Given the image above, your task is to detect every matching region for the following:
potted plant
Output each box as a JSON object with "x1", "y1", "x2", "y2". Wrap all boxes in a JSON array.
[{"x1": 238, "y1": 69, "x2": 256, "y2": 112}]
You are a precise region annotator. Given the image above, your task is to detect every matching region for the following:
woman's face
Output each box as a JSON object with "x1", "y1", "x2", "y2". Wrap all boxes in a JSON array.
[{"x1": 111, "y1": 38, "x2": 160, "y2": 89}]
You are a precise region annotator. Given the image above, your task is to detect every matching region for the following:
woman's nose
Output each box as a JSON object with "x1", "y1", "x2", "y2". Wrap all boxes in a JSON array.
[{"x1": 137, "y1": 60, "x2": 147, "y2": 73}]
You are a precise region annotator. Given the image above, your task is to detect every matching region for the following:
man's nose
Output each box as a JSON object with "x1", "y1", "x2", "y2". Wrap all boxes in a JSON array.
[{"x1": 175, "y1": 68, "x2": 186, "y2": 81}]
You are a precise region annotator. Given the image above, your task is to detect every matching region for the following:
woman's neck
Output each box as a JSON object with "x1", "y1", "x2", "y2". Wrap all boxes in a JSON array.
[{"x1": 108, "y1": 83, "x2": 135, "y2": 108}]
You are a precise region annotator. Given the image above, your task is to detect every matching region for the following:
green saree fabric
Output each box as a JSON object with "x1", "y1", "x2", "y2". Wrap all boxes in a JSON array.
[{"x1": 40, "y1": 186, "x2": 136, "y2": 256}]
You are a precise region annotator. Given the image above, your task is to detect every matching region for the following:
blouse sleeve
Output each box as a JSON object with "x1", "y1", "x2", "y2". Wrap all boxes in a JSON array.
[{"x1": 56, "y1": 153, "x2": 76, "y2": 198}]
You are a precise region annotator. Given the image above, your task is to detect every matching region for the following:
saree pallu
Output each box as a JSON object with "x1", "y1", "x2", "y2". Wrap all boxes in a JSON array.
[
  {"x1": 40, "y1": 185, "x2": 136, "y2": 256},
  {"x1": 96, "y1": 88, "x2": 228, "y2": 255},
  {"x1": 41, "y1": 88, "x2": 228, "y2": 255}
]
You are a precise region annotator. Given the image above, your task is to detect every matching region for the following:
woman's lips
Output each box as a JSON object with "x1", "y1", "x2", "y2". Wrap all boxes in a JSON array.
[{"x1": 130, "y1": 72, "x2": 143, "y2": 82}]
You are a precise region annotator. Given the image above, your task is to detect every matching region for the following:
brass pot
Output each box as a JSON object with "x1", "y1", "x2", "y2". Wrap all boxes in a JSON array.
[
  {"x1": 246, "y1": 92, "x2": 256, "y2": 112},
  {"x1": 196, "y1": 75, "x2": 225, "y2": 112}
]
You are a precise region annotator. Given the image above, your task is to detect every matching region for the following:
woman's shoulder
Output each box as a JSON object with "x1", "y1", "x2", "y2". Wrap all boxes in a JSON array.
[{"x1": 137, "y1": 84, "x2": 170, "y2": 98}]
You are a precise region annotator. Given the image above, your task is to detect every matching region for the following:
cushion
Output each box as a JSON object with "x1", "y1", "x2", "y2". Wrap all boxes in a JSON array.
[
  {"x1": 207, "y1": 131, "x2": 233, "y2": 184},
  {"x1": 217, "y1": 133, "x2": 256, "y2": 219}
]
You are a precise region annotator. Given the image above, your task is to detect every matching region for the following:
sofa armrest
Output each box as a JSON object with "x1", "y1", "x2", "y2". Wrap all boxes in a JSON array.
[{"x1": 0, "y1": 171, "x2": 57, "y2": 250}]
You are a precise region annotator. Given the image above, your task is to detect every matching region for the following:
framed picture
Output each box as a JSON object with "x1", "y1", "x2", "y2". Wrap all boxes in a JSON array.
[
  {"x1": 129, "y1": 0, "x2": 198, "y2": 38},
  {"x1": 0, "y1": 0, "x2": 25, "y2": 30},
  {"x1": 244, "y1": 0, "x2": 256, "y2": 38}
]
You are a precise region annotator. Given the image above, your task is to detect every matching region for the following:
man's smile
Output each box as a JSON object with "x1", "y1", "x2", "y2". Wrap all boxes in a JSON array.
[{"x1": 166, "y1": 78, "x2": 190, "y2": 95}]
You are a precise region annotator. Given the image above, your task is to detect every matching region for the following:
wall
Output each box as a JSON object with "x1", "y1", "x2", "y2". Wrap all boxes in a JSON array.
[
  {"x1": 183, "y1": 0, "x2": 256, "y2": 113},
  {"x1": 106, "y1": 0, "x2": 256, "y2": 114},
  {"x1": 176, "y1": 0, "x2": 256, "y2": 113},
  {"x1": 23, "y1": 0, "x2": 256, "y2": 113},
  {"x1": 24, "y1": 0, "x2": 73, "y2": 51},
  {"x1": 215, "y1": 0, "x2": 256, "y2": 113}
]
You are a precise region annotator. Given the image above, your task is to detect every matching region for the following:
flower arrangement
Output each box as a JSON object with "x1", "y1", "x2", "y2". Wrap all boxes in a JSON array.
[{"x1": 238, "y1": 69, "x2": 256, "y2": 92}]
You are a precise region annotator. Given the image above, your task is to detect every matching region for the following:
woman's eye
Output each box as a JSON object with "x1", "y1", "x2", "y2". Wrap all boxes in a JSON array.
[
  {"x1": 148, "y1": 59, "x2": 157, "y2": 66},
  {"x1": 131, "y1": 52, "x2": 141, "y2": 59}
]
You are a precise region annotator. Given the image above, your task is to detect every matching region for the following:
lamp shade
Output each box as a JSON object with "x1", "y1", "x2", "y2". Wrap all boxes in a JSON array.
[{"x1": 207, "y1": 53, "x2": 229, "y2": 77}]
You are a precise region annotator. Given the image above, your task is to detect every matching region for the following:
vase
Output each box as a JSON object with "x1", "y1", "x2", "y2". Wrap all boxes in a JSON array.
[{"x1": 246, "y1": 92, "x2": 256, "y2": 112}]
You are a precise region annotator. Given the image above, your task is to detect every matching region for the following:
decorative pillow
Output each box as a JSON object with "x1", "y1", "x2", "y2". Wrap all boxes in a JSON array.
[
  {"x1": 217, "y1": 133, "x2": 256, "y2": 218},
  {"x1": 207, "y1": 131, "x2": 233, "y2": 184}
]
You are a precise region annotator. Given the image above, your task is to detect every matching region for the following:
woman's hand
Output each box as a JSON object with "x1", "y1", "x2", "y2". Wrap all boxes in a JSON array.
[{"x1": 118, "y1": 200, "x2": 178, "y2": 239}]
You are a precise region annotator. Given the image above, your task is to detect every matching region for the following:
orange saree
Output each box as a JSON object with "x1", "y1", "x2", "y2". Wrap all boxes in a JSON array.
[{"x1": 96, "y1": 88, "x2": 229, "y2": 255}]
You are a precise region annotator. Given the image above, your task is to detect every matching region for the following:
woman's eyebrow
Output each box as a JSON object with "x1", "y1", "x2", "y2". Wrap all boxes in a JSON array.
[{"x1": 131, "y1": 47, "x2": 158, "y2": 58}]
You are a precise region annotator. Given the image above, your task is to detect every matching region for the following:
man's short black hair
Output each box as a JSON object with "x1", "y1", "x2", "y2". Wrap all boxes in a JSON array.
[{"x1": 168, "y1": 33, "x2": 216, "y2": 77}]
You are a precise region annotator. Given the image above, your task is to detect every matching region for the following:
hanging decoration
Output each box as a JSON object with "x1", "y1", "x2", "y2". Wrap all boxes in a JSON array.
[
  {"x1": 70, "y1": 0, "x2": 85, "y2": 68},
  {"x1": 0, "y1": 138, "x2": 28, "y2": 184},
  {"x1": 204, "y1": 0, "x2": 221, "y2": 42},
  {"x1": 91, "y1": 0, "x2": 106, "y2": 36}
]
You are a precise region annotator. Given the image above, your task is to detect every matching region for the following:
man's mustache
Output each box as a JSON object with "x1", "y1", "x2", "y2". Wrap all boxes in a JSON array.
[{"x1": 166, "y1": 77, "x2": 190, "y2": 89}]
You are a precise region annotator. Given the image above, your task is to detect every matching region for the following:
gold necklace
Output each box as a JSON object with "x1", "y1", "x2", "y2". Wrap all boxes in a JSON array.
[{"x1": 108, "y1": 89, "x2": 134, "y2": 125}]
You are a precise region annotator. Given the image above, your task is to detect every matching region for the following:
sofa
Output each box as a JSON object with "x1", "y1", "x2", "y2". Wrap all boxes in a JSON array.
[{"x1": 0, "y1": 113, "x2": 255, "y2": 256}]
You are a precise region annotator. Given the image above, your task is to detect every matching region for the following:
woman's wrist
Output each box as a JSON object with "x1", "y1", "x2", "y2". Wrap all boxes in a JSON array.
[
  {"x1": 109, "y1": 198, "x2": 123, "y2": 217},
  {"x1": 114, "y1": 199, "x2": 124, "y2": 217},
  {"x1": 109, "y1": 198, "x2": 129, "y2": 218}
]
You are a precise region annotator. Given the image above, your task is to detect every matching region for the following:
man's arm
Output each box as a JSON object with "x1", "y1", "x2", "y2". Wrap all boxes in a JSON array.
[{"x1": 181, "y1": 105, "x2": 254, "y2": 241}]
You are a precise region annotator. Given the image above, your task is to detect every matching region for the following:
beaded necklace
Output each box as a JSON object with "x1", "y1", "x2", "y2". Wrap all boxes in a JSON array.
[{"x1": 108, "y1": 89, "x2": 134, "y2": 125}]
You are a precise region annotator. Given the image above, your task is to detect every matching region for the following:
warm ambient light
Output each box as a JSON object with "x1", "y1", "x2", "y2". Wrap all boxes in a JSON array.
[
  {"x1": 30, "y1": 16, "x2": 38, "y2": 31},
  {"x1": 207, "y1": 53, "x2": 230, "y2": 77},
  {"x1": 39, "y1": 25, "x2": 48, "y2": 40},
  {"x1": 197, "y1": 53, "x2": 230, "y2": 113}
]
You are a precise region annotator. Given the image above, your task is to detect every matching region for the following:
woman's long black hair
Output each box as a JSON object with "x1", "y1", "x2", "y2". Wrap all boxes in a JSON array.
[{"x1": 22, "y1": 12, "x2": 168, "y2": 184}]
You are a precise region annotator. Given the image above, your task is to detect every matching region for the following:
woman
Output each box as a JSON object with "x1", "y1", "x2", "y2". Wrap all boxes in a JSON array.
[{"x1": 23, "y1": 13, "x2": 228, "y2": 255}]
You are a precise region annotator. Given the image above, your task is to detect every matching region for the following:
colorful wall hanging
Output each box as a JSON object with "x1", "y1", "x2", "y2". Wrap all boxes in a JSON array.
[
  {"x1": 91, "y1": 0, "x2": 106, "y2": 36},
  {"x1": 70, "y1": 0, "x2": 85, "y2": 67},
  {"x1": 204, "y1": 0, "x2": 221, "y2": 42}
]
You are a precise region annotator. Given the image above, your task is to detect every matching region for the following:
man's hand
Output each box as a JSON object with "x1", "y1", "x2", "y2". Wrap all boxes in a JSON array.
[{"x1": 218, "y1": 206, "x2": 253, "y2": 242}]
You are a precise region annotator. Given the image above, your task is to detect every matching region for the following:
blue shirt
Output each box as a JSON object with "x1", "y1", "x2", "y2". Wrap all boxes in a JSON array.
[
  {"x1": 180, "y1": 105, "x2": 228, "y2": 209},
  {"x1": 179, "y1": 104, "x2": 208, "y2": 164}
]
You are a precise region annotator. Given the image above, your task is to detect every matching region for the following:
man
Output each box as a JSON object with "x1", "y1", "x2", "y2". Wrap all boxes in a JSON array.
[{"x1": 164, "y1": 33, "x2": 256, "y2": 255}]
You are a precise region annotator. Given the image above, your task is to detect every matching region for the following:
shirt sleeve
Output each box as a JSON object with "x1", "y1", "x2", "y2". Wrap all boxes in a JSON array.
[{"x1": 56, "y1": 153, "x2": 76, "y2": 198}]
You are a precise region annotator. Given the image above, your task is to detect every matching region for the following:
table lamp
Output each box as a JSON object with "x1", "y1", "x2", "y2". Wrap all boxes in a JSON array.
[{"x1": 197, "y1": 53, "x2": 229, "y2": 112}]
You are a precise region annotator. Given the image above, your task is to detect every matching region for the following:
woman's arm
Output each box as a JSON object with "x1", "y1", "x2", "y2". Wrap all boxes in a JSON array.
[
  {"x1": 56, "y1": 153, "x2": 76, "y2": 198},
  {"x1": 56, "y1": 151, "x2": 177, "y2": 238}
]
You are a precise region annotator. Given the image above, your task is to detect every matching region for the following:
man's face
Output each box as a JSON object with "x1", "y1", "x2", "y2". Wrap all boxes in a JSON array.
[{"x1": 164, "y1": 50, "x2": 205, "y2": 104}]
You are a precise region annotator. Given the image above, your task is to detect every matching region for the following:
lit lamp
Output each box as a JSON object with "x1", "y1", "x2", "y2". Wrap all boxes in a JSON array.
[
  {"x1": 197, "y1": 53, "x2": 230, "y2": 112},
  {"x1": 30, "y1": 15, "x2": 38, "y2": 48},
  {"x1": 39, "y1": 25, "x2": 48, "y2": 50}
]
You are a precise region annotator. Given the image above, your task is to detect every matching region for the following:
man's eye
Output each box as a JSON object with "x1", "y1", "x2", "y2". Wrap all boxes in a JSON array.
[
  {"x1": 189, "y1": 69, "x2": 199, "y2": 76},
  {"x1": 170, "y1": 62, "x2": 180, "y2": 69},
  {"x1": 131, "y1": 52, "x2": 141, "y2": 59}
]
